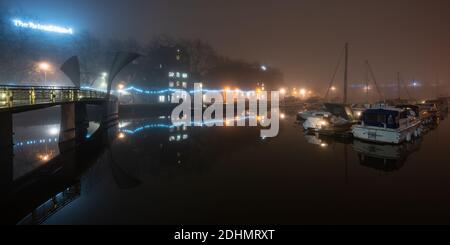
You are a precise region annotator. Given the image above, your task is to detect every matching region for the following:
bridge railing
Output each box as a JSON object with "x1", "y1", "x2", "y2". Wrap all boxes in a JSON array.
[{"x1": 0, "y1": 85, "x2": 107, "y2": 109}]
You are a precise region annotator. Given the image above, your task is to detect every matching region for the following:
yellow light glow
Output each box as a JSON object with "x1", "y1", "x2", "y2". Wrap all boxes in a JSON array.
[
  {"x1": 319, "y1": 120, "x2": 328, "y2": 126},
  {"x1": 117, "y1": 83, "x2": 125, "y2": 90},
  {"x1": 320, "y1": 143, "x2": 328, "y2": 148},
  {"x1": 38, "y1": 62, "x2": 50, "y2": 71},
  {"x1": 280, "y1": 113, "x2": 285, "y2": 119},
  {"x1": 279, "y1": 88, "x2": 286, "y2": 94},
  {"x1": 38, "y1": 154, "x2": 51, "y2": 161},
  {"x1": 118, "y1": 132, "x2": 126, "y2": 139},
  {"x1": 300, "y1": 89, "x2": 306, "y2": 96}
]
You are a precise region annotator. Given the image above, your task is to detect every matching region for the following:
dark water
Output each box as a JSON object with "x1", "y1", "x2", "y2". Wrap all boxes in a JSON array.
[{"x1": 2, "y1": 106, "x2": 450, "y2": 225}]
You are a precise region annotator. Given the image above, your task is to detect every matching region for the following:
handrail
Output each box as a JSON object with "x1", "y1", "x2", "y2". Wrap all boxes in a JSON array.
[{"x1": 0, "y1": 86, "x2": 107, "y2": 109}]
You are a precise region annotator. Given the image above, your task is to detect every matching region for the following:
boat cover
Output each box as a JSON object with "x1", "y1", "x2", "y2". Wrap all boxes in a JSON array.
[{"x1": 362, "y1": 109, "x2": 399, "y2": 129}]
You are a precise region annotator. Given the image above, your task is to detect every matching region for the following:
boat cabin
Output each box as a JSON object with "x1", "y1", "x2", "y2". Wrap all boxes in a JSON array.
[{"x1": 361, "y1": 108, "x2": 414, "y2": 129}]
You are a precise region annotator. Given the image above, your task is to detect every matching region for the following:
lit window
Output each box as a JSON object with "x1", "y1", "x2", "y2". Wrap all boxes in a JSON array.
[
  {"x1": 169, "y1": 82, "x2": 174, "y2": 87},
  {"x1": 182, "y1": 82, "x2": 187, "y2": 88},
  {"x1": 176, "y1": 81, "x2": 180, "y2": 87},
  {"x1": 169, "y1": 72, "x2": 175, "y2": 77},
  {"x1": 182, "y1": 73, "x2": 188, "y2": 78},
  {"x1": 176, "y1": 72, "x2": 180, "y2": 78},
  {"x1": 158, "y1": 95, "x2": 165, "y2": 103}
]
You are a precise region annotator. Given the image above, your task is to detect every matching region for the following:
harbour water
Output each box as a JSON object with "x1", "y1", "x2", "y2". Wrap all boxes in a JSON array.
[{"x1": 2, "y1": 106, "x2": 450, "y2": 224}]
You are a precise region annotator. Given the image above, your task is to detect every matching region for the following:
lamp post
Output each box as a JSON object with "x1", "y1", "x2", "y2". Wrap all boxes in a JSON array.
[{"x1": 38, "y1": 62, "x2": 50, "y2": 86}]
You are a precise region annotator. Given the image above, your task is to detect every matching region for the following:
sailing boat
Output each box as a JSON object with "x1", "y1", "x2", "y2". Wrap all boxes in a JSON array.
[{"x1": 302, "y1": 43, "x2": 357, "y2": 137}]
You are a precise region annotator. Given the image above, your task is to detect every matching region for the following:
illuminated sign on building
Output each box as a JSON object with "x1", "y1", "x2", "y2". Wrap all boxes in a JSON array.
[{"x1": 12, "y1": 19, "x2": 74, "y2": 35}]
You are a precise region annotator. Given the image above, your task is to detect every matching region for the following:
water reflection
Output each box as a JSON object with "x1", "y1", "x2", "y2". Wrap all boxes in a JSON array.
[
  {"x1": 3, "y1": 109, "x2": 450, "y2": 225},
  {"x1": 303, "y1": 131, "x2": 422, "y2": 172},
  {"x1": 353, "y1": 139, "x2": 422, "y2": 172}
]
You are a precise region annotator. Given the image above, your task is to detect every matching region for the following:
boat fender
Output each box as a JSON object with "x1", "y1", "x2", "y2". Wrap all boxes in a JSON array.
[{"x1": 406, "y1": 133, "x2": 411, "y2": 142}]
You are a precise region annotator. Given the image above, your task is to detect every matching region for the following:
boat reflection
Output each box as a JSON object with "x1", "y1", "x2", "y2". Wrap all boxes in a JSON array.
[
  {"x1": 353, "y1": 139, "x2": 422, "y2": 172},
  {"x1": 304, "y1": 133, "x2": 422, "y2": 172}
]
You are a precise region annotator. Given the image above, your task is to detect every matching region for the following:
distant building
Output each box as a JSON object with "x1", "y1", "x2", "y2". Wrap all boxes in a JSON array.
[{"x1": 123, "y1": 46, "x2": 193, "y2": 104}]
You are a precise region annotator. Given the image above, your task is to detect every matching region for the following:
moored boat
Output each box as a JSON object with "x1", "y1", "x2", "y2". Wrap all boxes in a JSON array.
[{"x1": 352, "y1": 106, "x2": 422, "y2": 144}]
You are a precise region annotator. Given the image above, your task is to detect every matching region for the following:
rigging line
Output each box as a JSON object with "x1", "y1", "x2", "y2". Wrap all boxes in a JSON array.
[
  {"x1": 324, "y1": 46, "x2": 346, "y2": 100},
  {"x1": 366, "y1": 61, "x2": 385, "y2": 102},
  {"x1": 399, "y1": 75, "x2": 412, "y2": 100}
]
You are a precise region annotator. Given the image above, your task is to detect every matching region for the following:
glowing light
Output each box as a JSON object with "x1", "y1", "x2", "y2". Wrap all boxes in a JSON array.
[
  {"x1": 319, "y1": 120, "x2": 328, "y2": 127},
  {"x1": 38, "y1": 62, "x2": 50, "y2": 71},
  {"x1": 356, "y1": 111, "x2": 362, "y2": 117},
  {"x1": 320, "y1": 143, "x2": 328, "y2": 148},
  {"x1": 300, "y1": 89, "x2": 306, "y2": 96},
  {"x1": 38, "y1": 153, "x2": 51, "y2": 161},
  {"x1": 117, "y1": 83, "x2": 125, "y2": 90},
  {"x1": 279, "y1": 88, "x2": 286, "y2": 95},
  {"x1": 102, "y1": 72, "x2": 108, "y2": 77},
  {"x1": 118, "y1": 132, "x2": 126, "y2": 139},
  {"x1": 48, "y1": 127, "x2": 59, "y2": 136},
  {"x1": 13, "y1": 19, "x2": 73, "y2": 35},
  {"x1": 260, "y1": 65, "x2": 267, "y2": 71},
  {"x1": 331, "y1": 86, "x2": 336, "y2": 91},
  {"x1": 280, "y1": 113, "x2": 286, "y2": 119},
  {"x1": 101, "y1": 82, "x2": 107, "y2": 87}
]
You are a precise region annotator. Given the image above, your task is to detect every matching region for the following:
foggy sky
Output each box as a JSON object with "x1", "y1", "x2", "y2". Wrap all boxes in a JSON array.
[{"x1": 7, "y1": 0, "x2": 450, "y2": 97}]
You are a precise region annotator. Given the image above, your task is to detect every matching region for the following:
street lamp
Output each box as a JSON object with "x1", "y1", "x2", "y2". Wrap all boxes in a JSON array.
[
  {"x1": 38, "y1": 62, "x2": 51, "y2": 86},
  {"x1": 300, "y1": 88, "x2": 306, "y2": 97},
  {"x1": 260, "y1": 65, "x2": 267, "y2": 71}
]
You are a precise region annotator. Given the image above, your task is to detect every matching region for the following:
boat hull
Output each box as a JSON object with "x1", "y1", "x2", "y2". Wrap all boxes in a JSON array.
[{"x1": 352, "y1": 121, "x2": 421, "y2": 144}]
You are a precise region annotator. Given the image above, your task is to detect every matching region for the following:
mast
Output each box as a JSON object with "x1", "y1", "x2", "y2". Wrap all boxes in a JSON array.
[
  {"x1": 365, "y1": 61, "x2": 369, "y2": 103},
  {"x1": 343, "y1": 43, "x2": 348, "y2": 104},
  {"x1": 397, "y1": 72, "x2": 401, "y2": 100}
]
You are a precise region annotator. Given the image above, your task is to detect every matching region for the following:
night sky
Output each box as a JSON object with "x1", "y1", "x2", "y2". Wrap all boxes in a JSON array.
[{"x1": 7, "y1": 0, "x2": 450, "y2": 95}]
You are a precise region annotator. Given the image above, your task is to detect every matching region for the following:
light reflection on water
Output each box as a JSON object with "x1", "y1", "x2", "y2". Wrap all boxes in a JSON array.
[
  {"x1": 11, "y1": 106, "x2": 101, "y2": 179},
  {"x1": 5, "y1": 109, "x2": 450, "y2": 225}
]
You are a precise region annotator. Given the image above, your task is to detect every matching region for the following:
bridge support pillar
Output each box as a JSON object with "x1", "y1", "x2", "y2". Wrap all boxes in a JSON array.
[
  {"x1": 59, "y1": 103, "x2": 76, "y2": 153},
  {"x1": 102, "y1": 99, "x2": 119, "y2": 128},
  {"x1": 0, "y1": 111, "x2": 13, "y2": 190},
  {"x1": 59, "y1": 102, "x2": 89, "y2": 153},
  {"x1": 75, "y1": 102, "x2": 88, "y2": 143}
]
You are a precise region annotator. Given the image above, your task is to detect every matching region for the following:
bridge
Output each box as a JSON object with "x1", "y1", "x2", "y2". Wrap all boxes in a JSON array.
[
  {"x1": 0, "y1": 85, "x2": 106, "y2": 112},
  {"x1": 0, "y1": 85, "x2": 119, "y2": 189}
]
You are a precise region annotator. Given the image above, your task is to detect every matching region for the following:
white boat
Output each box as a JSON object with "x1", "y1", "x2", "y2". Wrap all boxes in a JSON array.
[
  {"x1": 297, "y1": 110, "x2": 330, "y2": 121},
  {"x1": 302, "y1": 103, "x2": 356, "y2": 137},
  {"x1": 352, "y1": 106, "x2": 422, "y2": 144}
]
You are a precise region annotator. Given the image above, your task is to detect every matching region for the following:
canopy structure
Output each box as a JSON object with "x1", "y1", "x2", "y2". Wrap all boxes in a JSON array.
[{"x1": 362, "y1": 109, "x2": 400, "y2": 129}]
